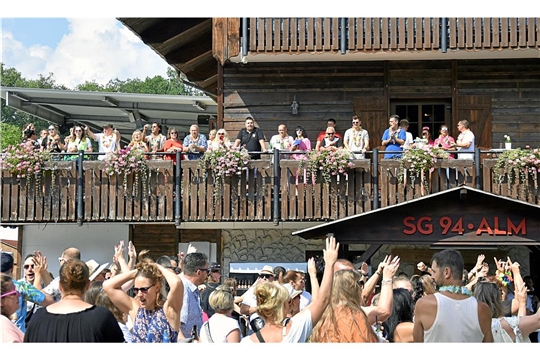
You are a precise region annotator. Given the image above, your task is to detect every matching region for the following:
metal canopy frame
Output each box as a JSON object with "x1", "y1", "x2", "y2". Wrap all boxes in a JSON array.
[{"x1": 1, "y1": 87, "x2": 218, "y2": 143}]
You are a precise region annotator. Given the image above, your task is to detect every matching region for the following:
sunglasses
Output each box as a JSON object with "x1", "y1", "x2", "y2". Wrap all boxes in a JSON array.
[
  {"x1": 441, "y1": 128, "x2": 448, "y2": 131},
  {"x1": 23, "y1": 264, "x2": 35, "y2": 270},
  {"x1": 133, "y1": 283, "x2": 156, "y2": 294},
  {"x1": 260, "y1": 274, "x2": 274, "y2": 279},
  {"x1": 218, "y1": 133, "x2": 225, "y2": 135},
  {"x1": 198, "y1": 268, "x2": 209, "y2": 273},
  {"x1": 352, "y1": 121, "x2": 359, "y2": 124},
  {"x1": 0, "y1": 290, "x2": 20, "y2": 298},
  {"x1": 75, "y1": 129, "x2": 83, "y2": 132},
  {"x1": 170, "y1": 132, "x2": 178, "y2": 134},
  {"x1": 327, "y1": 132, "x2": 335, "y2": 135}
]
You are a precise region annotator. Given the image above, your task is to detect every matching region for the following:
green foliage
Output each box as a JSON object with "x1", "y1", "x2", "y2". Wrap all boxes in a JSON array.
[{"x1": 0, "y1": 122, "x2": 22, "y2": 149}]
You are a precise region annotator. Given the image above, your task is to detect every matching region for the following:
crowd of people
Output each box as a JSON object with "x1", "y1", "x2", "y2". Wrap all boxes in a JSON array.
[
  {"x1": 2, "y1": 238, "x2": 539, "y2": 343},
  {"x1": 17, "y1": 113, "x2": 475, "y2": 164}
]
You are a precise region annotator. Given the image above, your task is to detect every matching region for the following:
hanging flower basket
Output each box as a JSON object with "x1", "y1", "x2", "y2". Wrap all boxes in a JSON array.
[
  {"x1": 0, "y1": 141, "x2": 52, "y2": 193},
  {"x1": 198, "y1": 147, "x2": 251, "y2": 200},
  {"x1": 493, "y1": 147, "x2": 540, "y2": 193},
  {"x1": 103, "y1": 147, "x2": 149, "y2": 196},
  {"x1": 300, "y1": 148, "x2": 354, "y2": 184},
  {"x1": 398, "y1": 143, "x2": 449, "y2": 193}
]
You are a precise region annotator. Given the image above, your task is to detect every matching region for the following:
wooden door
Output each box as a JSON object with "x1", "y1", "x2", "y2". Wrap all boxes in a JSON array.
[
  {"x1": 456, "y1": 95, "x2": 492, "y2": 149},
  {"x1": 352, "y1": 95, "x2": 388, "y2": 151}
]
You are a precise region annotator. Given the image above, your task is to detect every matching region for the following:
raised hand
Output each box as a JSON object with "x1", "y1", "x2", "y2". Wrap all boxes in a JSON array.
[
  {"x1": 360, "y1": 262, "x2": 369, "y2": 276},
  {"x1": 32, "y1": 250, "x2": 48, "y2": 275},
  {"x1": 378, "y1": 255, "x2": 391, "y2": 273},
  {"x1": 323, "y1": 236, "x2": 339, "y2": 266},
  {"x1": 417, "y1": 261, "x2": 428, "y2": 272},
  {"x1": 114, "y1": 240, "x2": 126, "y2": 261},
  {"x1": 493, "y1": 257, "x2": 505, "y2": 273},
  {"x1": 507, "y1": 256, "x2": 521, "y2": 275},
  {"x1": 307, "y1": 257, "x2": 317, "y2": 276},
  {"x1": 128, "y1": 241, "x2": 137, "y2": 260},
  {"x1": 383, "y1": 255, "x2": 400, "y2": 279},
  {"x1": 187, "y1": 243, "x2": 197, "y2": 254},
  {"x1": 475, "y1": 254, "x2": 485, "y2": 270}
]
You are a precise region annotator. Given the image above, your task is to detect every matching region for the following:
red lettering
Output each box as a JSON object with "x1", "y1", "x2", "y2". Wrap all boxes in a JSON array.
[
  {"x1": 403, "y1": 216, "x2": 416, "y2": 235},
  {"x1": 451, "y1": 217, "x2": 464, "y2": 235},
  {"x1": 493, "y1": 217, "x2": 506, "y2": 235},
  {"x1": 507, "y1": 218, "x2": 526, "y2": 235},
  {"x1": 440, "y1": 216, "x2": 452, "y2": 235},
  {"x1": 418, "y1": 216, "x2": 433, "y2": 235},
  {"x1": 476, "y1": 217, "x2": 493, "y2": 235}
]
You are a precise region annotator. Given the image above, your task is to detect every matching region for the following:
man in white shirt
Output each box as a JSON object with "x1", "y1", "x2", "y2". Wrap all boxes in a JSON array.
[
  {"x1": 452, "y1": 119, "x2": 475, "y2": 160},
  {"x1": 240, "y1": 265, "x2": 274, "y2": 333},
  {"x1": 85, "y1": 123, "x2": 121, "y2": 160},
  {"x1": 400, "y1": 119, "x2": 414, "y2": 149},
  {"x1": 343, "y1": 115, "x2": 369, "y2": 159}
]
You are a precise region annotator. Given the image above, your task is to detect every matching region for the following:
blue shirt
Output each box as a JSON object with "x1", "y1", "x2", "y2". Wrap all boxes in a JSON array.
[
  {"x1": 182, "y1": 134, "x2": 208, "y2": 160},
  {"x1": 180, "y1": 276, "x2": 203, "y2": 338},
  {"x1": 14, "y1": 280, "x2": 46, "y2": 333},
  {"x1": 381, "y1": 128, "x2": 406, "y2": 159}
]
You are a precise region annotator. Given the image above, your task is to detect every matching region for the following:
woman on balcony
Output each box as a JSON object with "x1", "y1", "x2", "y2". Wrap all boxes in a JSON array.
[
  {"x1": 163, "y1": 127, "x2": 184, "y2": 164},
  {"x1": 209, "y1": 128, "x2": 232, "y2": 151},
  {"x1": 103, "y1": 249, "x2": 184, "y2": 343},
  {"x1": 129, "y1": 129, "x2": 150, "y2": 153},
  {"x1": 421, "y1": 126, "x2": 435, "y2": 146},
  {"x1": 64, "y1": 126, "x2": 93, "y2": 160},
  {"x1": 433, "y1": 124, "x2": 456, "y2": 159}
]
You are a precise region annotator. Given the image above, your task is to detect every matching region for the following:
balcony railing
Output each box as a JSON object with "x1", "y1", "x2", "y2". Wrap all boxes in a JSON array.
[
  {"x1": 1, "y1": 150, "x2": 538, "y2": 224},
  {"x1": 247, "y1": 18, "x2": 540, "y2": 53}
]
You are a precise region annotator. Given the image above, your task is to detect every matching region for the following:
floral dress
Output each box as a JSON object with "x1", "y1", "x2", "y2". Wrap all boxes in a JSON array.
[{"x1": 131, "y1": 307, "x2": 178, "y2": 343}]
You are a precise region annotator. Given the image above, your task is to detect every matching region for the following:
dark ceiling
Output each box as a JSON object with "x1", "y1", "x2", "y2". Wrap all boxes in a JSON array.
[{"x1": 117, "y1": 18, "x2": 217, "y2": 97}]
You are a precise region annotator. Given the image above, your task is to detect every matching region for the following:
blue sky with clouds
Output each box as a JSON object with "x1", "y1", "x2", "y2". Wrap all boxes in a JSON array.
[{"x1": 1, "y1": 18, "x2": 170, "y2": 89}]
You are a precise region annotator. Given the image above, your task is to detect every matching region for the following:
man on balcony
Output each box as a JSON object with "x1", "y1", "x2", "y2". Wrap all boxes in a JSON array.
[
  {"x1": 451, "y1": 119, "x2": 475, "y2": 160},
  {"x1": 183, "y1": 124, "x2": 208, "y2": 160},
  {"x1": 381, "y1": 115, "x2": 406, "y2": 159},
  {"x1": 85, "y1": 123, "x2": 121, "y2": 160},
  {"x1": 343, "y1": 115, "x2": 369, "y2": 159},
  {"x1": 316, "y1": 118, "x2": 342, "y2": 144},
  {"x1": 233, "y1": 116, "x2": 267, "y2": 160}
]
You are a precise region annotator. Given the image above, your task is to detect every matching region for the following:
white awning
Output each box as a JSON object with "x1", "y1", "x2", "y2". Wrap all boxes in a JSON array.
[{"x1": 229, "y1": 262, "x2": 308, "y2": 274}]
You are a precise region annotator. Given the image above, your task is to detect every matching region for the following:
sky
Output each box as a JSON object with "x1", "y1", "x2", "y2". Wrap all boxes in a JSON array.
[{"x1": 1, "y1": 18, "x2": 170, "y2": 89}]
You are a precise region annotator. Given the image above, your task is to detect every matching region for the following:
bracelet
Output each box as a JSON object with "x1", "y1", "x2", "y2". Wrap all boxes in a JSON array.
[
  {"x1": 381, "y1": 279, "x2": 393, "y2": 285},
  {"x1": 375, "y1": 271, "x2": 382, "y2": 276}
]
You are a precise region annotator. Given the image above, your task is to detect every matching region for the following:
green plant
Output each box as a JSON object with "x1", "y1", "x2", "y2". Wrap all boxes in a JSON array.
[
  {"x1": 300, "y1": 148, "x2": 354, "y2": 184},
  {"x1": 0, "y1": 140, "x2": 52, "y2": 192},
  {"x1": 103, "y1": 146, "x2": 149, "y2": 196},
  {"x1": 198, "y1": 147, "x2": 251, "y2": 199},
  {"x1": 398, "y1": 144, "x2": 449, "y2": 192},
  {"x1": 493, "y1": 147, "x2": 540, "y2": 187},
  {"x1": 504, "y1": 135, "x2": 511, "y2": 143}
]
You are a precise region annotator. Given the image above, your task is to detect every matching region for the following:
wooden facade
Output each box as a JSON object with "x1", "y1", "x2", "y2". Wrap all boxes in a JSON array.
[{"x1": 222, "y1": 59, "x2": 540, "y2": 151}]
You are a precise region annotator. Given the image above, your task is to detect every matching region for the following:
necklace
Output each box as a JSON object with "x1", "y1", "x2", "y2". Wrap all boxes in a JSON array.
[{"x1": 438, "y1": 285, "x2": 472, "y2": 296}]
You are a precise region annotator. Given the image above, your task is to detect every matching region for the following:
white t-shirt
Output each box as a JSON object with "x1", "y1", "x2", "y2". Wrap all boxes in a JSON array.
[
  {"x1": 457, "y1": 129, "x2": 475, "y2": 160},
  {"x1": 403, "y1": 131, "x2": 414, "y2": 149},
  {"x1": 199, "y1": 313, "x2": 241, "y2": 343},
  {"x1": 240, "y1": 308, "x2": 313, "y2": 343},
  {"x1": 343, "y1": 128, "x2": 369, "y2": 159},
  {"x1": 241, "y1": 287, "x2": 259, "y2": 322},
  {"x1": 96, "y1": 133, "x2": 119, "y2": 160}
]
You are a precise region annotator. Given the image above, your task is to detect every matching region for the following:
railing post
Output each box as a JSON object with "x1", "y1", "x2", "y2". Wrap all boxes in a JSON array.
[
  {"x1": 77, "y1": 149, "x2": 84, "y2": 227},
  {"x1": 372, "y1": 149, "x2": 379, "y2": 210},
  {"x1": 475, "y1": 147, "x2": 481, "y2": 189},
  {"x1": 340, "y1": 18, "x2": 346, "y2": 55},
  {"x1": 175, "y1": 151, "x2": 182, "y2": 227},
  {"x1": 242, "y1": 18, "x2": 248, "y2": 58},
  {"x1": 273, "y1": 148, "x2": 281, "y2": 226},
  {"x1": 441, "y1": 17, "x2": 448, "y2": 53}
]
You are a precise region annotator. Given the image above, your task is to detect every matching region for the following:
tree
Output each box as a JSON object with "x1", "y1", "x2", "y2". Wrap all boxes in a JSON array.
[{"x1": 0, "y1": 122, "x2": 22, "y2": 149}]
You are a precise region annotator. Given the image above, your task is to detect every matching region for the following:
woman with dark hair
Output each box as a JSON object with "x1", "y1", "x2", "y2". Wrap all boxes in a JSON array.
[
  {"x1": 163, "y1": 127, "x2": 184, "y2": 164},
  {"x1": 291, "y1": 125, "x2": 312, "y2": 185},
  {"x1": 103, "y1": 249, "x2": 183, "y2": 342},
  {"x1": 273, "y1": 266, "x2": 286, "y2": 284},
  {"x1": 24, "y1": 259, "x2": 124, "y2": 342},
  {"x1": 1, "y1": 274, "x2": 24, "y2": 343},
  {"x1": 84, "y1": 280, "x2": 103, "y2": 305},
  {"x1": 421, "y1": 126, "x2": 434, "y2": 146},
  {"x1": 96, "y1": 290, "x2": 133, "y2": 343},
  {"x1": 410, "y1": 274, "x2": 437, "y2": 304},
  {"x1": 382, "y1": 288, "x2": 415, "y2": 342}
]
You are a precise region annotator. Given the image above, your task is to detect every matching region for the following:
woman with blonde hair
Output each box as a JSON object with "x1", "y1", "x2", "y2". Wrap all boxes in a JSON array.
[
  {"x1": 199, "y1": 285, "x2": 241, "y2": 343},
  {"x1": 209, "y1": 128, "x2": 232, "y2": 150},
  {"x1": 103, "y1": 248, "x2": 183, "y2": 342},
  {"x1": 1, "y1": 274, "x2": 24, "y2": 343},
  {"x1": 129, "y1": 129, "x2": 149, "y2": 152},
  {"x1": 64, "y1": 125, "x2": 93, "y2": 160},
  {"x1": 310, "y1": 269, "x2": 379, "y2": 343},
  {"x1": 240, "y1": 236, "x2": 339, "y2": 343},
  {"x1": 24, "y1": 259, "x2": 124, "y2": 342}
]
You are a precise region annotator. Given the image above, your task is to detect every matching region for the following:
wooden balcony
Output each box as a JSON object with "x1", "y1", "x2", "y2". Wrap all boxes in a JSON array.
[
  {"x1": 247, "y1": 17, "x2": 540, "y2": 54},
  {"x1": 1, "y1": 152, "x2": 538, "y2": 225}
]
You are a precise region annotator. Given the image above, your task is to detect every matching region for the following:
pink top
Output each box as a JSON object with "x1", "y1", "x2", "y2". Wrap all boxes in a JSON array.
[
  {"x1": 291, "y1": 138, "x2": 311, "y2": 160},
  {"x1": 1, "y1": 315, "x2": 24, "y2": 343},
  {"x1": 434, "y1": 135, "x2": 456, "y2": 159}
]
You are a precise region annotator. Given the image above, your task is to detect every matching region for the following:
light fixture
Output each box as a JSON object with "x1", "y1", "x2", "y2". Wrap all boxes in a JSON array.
[
  {"x1": 291, "y1": 96, "x2": 299, "y2": 115},
  {"x1": 193, "y1": 101, "x2": 205, "y2": 111}
]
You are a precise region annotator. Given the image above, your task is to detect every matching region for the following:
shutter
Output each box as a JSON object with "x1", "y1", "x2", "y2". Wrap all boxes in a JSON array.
[
  {"x1": 456, "y1": 95, "x2": 492, "y2": 149},
  {"x1": 352, "y1": 95, "x2": 388, "y2": 150}
]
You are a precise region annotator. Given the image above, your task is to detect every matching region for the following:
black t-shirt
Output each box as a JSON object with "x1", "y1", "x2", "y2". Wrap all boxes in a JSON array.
[
  {"x1": 236, "y1": 127, "x2": 265, "y2": 159},
  {"x1": 24, "y1": 305, "x2": 125, "y2": 343},
  {"x1": 42, "y1": 136, "x2": 62, "y2": 153},
  {"x1": 200, "y1": 282, "x2": 219, "y2": 318}
]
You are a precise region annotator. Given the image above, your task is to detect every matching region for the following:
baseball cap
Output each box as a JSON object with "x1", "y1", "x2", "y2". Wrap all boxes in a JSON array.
[
  {"x1": 1, "y1": 252, "x2": 14, "y2": 273},
  {"x1": 209, "y1": 262, "x2": 221, "y2": 272}
]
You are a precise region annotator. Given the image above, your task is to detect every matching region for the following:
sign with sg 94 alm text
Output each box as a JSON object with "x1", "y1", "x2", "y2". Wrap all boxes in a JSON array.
[{"x1": 403, "y1": 216, "x2": 527, "y2": 236}]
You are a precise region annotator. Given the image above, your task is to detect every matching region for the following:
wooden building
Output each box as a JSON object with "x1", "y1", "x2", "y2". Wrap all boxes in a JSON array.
[{"x1": 2, "y1": 18, "x2": 540, "y2": 279}]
